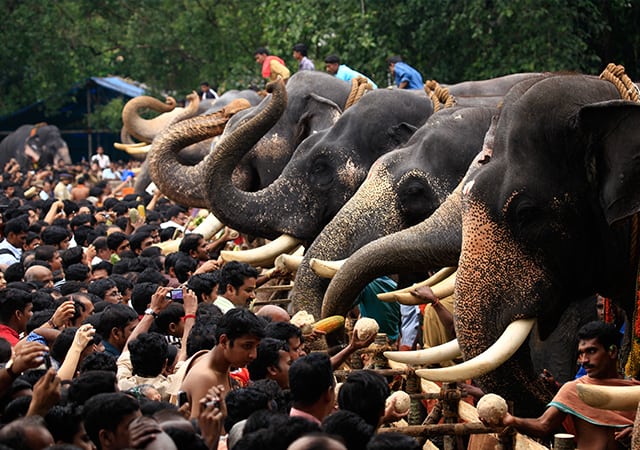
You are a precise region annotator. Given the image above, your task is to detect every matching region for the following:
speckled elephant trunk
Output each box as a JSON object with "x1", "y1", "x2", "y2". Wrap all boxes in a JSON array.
[
  {"x1": 147, "y1": 98, "x2": 255, "y2": 208},
  {"x1": 322, "y1": 186, "x2": 464, "y2": 318}
]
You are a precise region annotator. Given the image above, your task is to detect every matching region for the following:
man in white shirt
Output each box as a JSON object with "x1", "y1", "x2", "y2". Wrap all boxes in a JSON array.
[
  {"x1": 91, "y1": 146, "x2": 111, "y2": 169},
  {"x1": 0, "y1": 217, "x2": 28, "y2": 268},
  {"x1": 213, "y1": 261, "x2": 258, "y2": 313}
]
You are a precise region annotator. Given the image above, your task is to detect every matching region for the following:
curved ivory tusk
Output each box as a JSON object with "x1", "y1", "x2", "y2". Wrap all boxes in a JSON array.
[
  {"x1": 378, "y1": 271, "x2": 456, "y2": 304},
  {"x1": 221, "y1": 234, "x2": 303, "y2": 268},
  {"x1": 114, "y1": 142, "x2": 152, "y2": 155},
  {"x1": 192, "y1": 213, "x2": 224, "y2": 240},
  {"x1": 415, "y1": 318, "x2": 535, "y2": 382},
  {"x1": 274, "y1": 254, "x2": 304, "y2": 273},
  {"x1": 576, "y1": 384, "x2": 640, "y2": 411},
  {"x1": 377, "y1": 267, "x2": 456, "y2": 302},
  {"x1": 384, "y1": 339, "x2": 461, "y2": 365},
  {"x1": 309, "y1": 258, "x2": 346, "y2": 279}
]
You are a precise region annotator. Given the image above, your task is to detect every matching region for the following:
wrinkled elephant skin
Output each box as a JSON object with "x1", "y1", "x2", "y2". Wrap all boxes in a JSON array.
[
  {"x1": 292, "y1": 106, "x2": 496, "y2": 318},
  {"x1": 0, "y1": 124, "x2": 70, "y2": 171},
  {"x1": 206, "y1": 88, "x2": 433, "y2": 243},
  {"x1": 454, "y1": 74, "x2": 640, "y2": 416}
]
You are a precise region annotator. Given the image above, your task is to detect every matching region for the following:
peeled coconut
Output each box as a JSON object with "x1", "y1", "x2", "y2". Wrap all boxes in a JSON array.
[
  {"x1": 291, "y1": 310, "x2": 315, "y2": 328},
  {"x1": 477, "y1": 393, "x2": 508, "y2": 425},
  {"x1": 354, "y1": 317, "x2": 379, "y2": 341},
  {"x1": 385, "y1": 390, "x2": 411, "y2": 414}
]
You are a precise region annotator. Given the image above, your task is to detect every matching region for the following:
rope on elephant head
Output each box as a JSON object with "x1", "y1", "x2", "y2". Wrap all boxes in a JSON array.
[
  {"x1": 599, "y1": 63, "x2": 640, "y2": 102},
  {"x1": 344, "y1": 77, "x2": 374, "y2": 110},
  {"x1": 423, "y1": 80, "x2": 456, "y2": 113}
]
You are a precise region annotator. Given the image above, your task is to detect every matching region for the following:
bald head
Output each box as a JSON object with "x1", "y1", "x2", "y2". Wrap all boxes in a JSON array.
[
  {"x1": 24, "y1": 265, "x2": 54, "y2": 288},
  {"x1": 287, "y1": 435, "x2": 347, "y2": 450},
  {"x1": 255, "y1": 304, "x2": 290, "y2": 323}
]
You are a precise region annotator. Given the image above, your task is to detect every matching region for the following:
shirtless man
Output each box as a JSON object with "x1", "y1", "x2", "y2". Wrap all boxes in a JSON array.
[
  {"x1": 179, "y1": 308, "x2": 265, "y2": 418},
  {"x1": 499, "y1": 321, "x2": 638, "y2": 449}
]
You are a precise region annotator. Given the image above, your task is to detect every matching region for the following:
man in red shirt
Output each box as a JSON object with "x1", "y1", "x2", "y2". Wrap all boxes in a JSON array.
[{"x1": 0, "y1": 288, "x2": 33, "y2": 347}]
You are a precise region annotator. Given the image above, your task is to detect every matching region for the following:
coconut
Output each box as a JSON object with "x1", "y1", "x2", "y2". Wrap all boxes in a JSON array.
[
  {"x1": 477, "y1": 393, "x2": 508, "y2": 425},
  {"x1": 385, "y1": 390, "x2": 411, "y2": 414},
  {"x1": 353, "y1": 317, "x2": 379, "y2": 341}
]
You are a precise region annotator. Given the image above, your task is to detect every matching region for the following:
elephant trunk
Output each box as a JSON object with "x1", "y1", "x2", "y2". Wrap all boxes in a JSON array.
[
  {"x1": 122, "y1": 96, "x2": 181, "y2": 142},
  {"x1": 148, "y1": 99, "x2": 249, "y2": 208},
  {"x1": 321, "y1": 187, "x2": 464, "y2": 318},
  {"x1": 291, "y1": 163, "x2": 408, "y2": 317},
  {"x1": 203, "y1": 80, "x2": 293, "y2": 240}
]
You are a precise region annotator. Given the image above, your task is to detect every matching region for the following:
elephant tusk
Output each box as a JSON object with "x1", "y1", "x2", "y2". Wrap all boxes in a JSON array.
[
  {"x1": 378, "y1": 271, "x2": 456, "y2": 305},
  {"x1": 384, "y1": 339, "x2": 461, "y2": 365},
  {"x1": 193, "y1": 213, "x2": 225, "y2": 239},
  {"x1": 415, "y1": 318, "x2": 535, "y2": 382},
  {"x1": 274, "y1": 254, "x2": 304, "y2": 274},
  {"x1": 377, "y1": 267, "x2": 456, "y2": 302},
  {"x1": 221, "y1": 234, "x2": 303, "y2": 268},
  {"x1": 309, "y1": 258, "x2": 346, "y2": 279},
  {"x1": 576, "y1": 384, "x2": 640, "y2": 411},
  {"x1": 114, "y1": 142, "x2": 152, "y2": 155}
]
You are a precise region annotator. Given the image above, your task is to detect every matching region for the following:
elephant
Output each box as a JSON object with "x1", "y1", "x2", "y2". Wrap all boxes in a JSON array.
[
  {"x1": 123, "y1": 90, "x2": 262, "y2": 194},
  {"x1": 202, "y1": 80, "x2": 434, "y2": 245},
  {"x1": 0, "y1": 124, "x2": 71, "y2": 171},
  {"x1": 289, "y1": 106, "x2": 497, "y2": 318},
  {"x1": 323, "y1": 71, "x2": 640, "y2": 417},
  {"x1": 148, "y1": 70, "x2": 352, "y2": 204}
]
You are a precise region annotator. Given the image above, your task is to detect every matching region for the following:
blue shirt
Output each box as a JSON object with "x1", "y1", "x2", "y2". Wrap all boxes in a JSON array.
[
  {"x1": 393, "y1": 62, "x2": 424, "y2": 89},
  {"x1": 335, "y1": 65, "x2": 378, "y2": 89}
]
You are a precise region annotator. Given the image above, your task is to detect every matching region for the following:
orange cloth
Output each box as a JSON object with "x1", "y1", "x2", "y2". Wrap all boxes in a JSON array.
[{"x1": 549, "y1": 376, "x2": 640, "y2": 434}]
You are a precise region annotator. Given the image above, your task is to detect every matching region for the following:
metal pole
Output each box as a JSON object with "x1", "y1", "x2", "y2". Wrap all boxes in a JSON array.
[{"x1": 86, "y1": 85, "x2": 93, "y2": 161}]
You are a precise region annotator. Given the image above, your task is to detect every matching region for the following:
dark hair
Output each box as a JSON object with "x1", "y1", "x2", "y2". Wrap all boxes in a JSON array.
[
  {"x1": 224, "y1": 387, "x2": 270, "y2": 433},
  {"x1": 95, "y1": 303, "x2": 138, "y2": 340},
  {"x1": 174, "y1": 253, "x2": 198, "y2": 283},
  {"x1": 51, "y1": 326, "x2": 98, "y2": 364},
  {"x1": 64, "y1": 263, "x2": 89, "y2": 282},
  {"x1": 386, "y1": 55, "x2": 403, "y2": 64},
  {"x1": 178, "y1": 233, "x2": 203, "y2": 255},
  {"x1": 67, "y1": 370, "x2": 118, "y2": 405},
  {"x1": 186, "y1": 316, "x2": 218, "y2": 357},
  {"x1": 44, "y1": 404, "x2": 85, "y2": 444},
  {"x1": 88, "y1": 278, "x2": 117, "y2": 300},
  {"x1": 92, "y1": 236, "x2": 109, "y2": 252},
  {"x1": 324, "y1": 54, "x2": 340, "y2": 64},
  {"x1": 136, "y1": 267, "x2": 167, "y2": 286},
  {"x1": 289, "y1": 353, "x2": 333, "y2": 406},
  {"x1": 129, "y1": 332, "x2": 168, "y2": 377},
  {"x1": 338, "y1": 370, "x2": 390, "y2": 428},
  {"x1": 61, "y1": 246, "x2": 83, "y2": 268},
  {"x1": 3, "y1": 263, "x2": 25, "y2": 283},
  {"x1": 129, "y1": 231, "x2": 152, "y2": 254},
  {"x1": 217, "y1": 261, "x2": 259, "y2": 295},
  {"x1": 292, "y1": 43, "x2": 308, "y2": 56},
  {"x1": 41, "y1": 225, "x2": 70, "y2": 246},
  {"x1": 323, "y1": 412, "x2": 375, "y2": 450},
  {"x1": 34, "y1": 245, "x2": 57, "y2": 263},
  {"x1": 367, "y1": 432, "x2": 421, "y2": 450},
  {"x1": 110, "y1": 274, "x2": 133, "y2": 296},
  {"x1": 248, "y1": 338, "x2": 289, "y2": 382},
  {"x1": 215, "y1": 308, "x2": 265, "y2": 344},
  {"x1": 155, "y1": 302, "x2": 184, "y2": 335},
  {"x1": 0, "y1": 289, "x2": 32, "y2": 323},
  {"x1": 0, "y1": 338, "x2": 11, "y2": 364},
  {"x1": 78, "y1": 352, "x2": 117, "y2": 374},
  {"x1": 3, "y1": 217, "x2": 28, "y2": 236},
  {"x1": 83, "y1": 392, "x2": 140, "y2": 448},
  {"x1": 577, "y1": 320, "x2": 621, "y2": 349},
  {"x1": 187, "y1": 272, "x2": 220, "y2": 302},
  {"x1": 91, "y1": 260, "x2": 113, "y2": 276},
  {"x1": 254, "y1": 47, "x2": 269, "y2": 56},
  {"x1": 73, "y1": 225, "x2": 93, "y2": 248},
  {"x1": 130, "y1": 282, "x2": 159, "y2": 315},
  {"x1": 265, "y1": 321, "x2": 303, "y2": 342},
  {"x1": 106, "y1": 232, "x2": 128, "y2": 252}
]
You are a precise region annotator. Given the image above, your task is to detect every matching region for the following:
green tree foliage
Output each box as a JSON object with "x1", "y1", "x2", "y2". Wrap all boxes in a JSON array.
[{"x1": 0, "y1": 0, "x2": 638, "y2": 117}]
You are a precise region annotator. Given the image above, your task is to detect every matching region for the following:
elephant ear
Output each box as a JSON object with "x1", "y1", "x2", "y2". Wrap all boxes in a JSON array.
[
  {"x1": 580, "y1": 100, "x2": 640, "y2": 225},
  {"x1": 295, "y1": 94, "x2": 343, "y2": 146},
  {"x1": 387, "y1": 122, "x2": 418, "y2": 147}
]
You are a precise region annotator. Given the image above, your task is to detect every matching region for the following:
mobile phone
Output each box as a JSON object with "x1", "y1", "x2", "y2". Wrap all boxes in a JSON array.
[
  {"x1": 170, "y1": 289, "x2": 183, "y2": 301},
  {"x1": 177, "y1": 391, "x2": 188, "y2": 407},
  {"x1": 43, "y1": 353, "x2": 52, "y2": 370}
]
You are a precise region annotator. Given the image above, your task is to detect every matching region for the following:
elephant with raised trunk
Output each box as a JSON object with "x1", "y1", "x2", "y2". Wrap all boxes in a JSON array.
[
  {"x1": 0, "y1": 124, "x2": 71, "y2": 171},
  {"x1": 148, "y1": 71, "x2": 351, "y2": 206},
  {"x1": 204, "y1": 81, "x2": 433, "y2": 244},
  {"x1": 290, "y1": 106, "x2": 497, "y2": 318},
  {"x1": 324, "y1": 71, "x2": 640, "y2": 417}
]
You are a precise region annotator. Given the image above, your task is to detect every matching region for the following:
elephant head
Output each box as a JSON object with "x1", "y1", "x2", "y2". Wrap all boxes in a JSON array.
[
  {"x1": 290, "y1": 106, "x2": 497, "y2": 317},
  {"x1": 204, "y1": 87, "x2": 433, "y2": 243},
  {"x1": 325, "y1": 73, "x2": 640, "y2": 417},
  {"x1": 6, "y1": 124, "x2": 72, "y2": 171},
  {"x1": 145, "y1": 71, "x2": 349, "y2": 202}
]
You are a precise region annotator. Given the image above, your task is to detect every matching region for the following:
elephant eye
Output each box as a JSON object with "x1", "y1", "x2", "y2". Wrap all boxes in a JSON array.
[{"x1": 309, "y1": 159, "x2": 333, "y2": 187}]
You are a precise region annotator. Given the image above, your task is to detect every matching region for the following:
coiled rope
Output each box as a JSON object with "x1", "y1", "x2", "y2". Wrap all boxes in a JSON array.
[
  {"x1": 423, "y1": 80, "x2": 456, "y2": 112},
  {"x1": 344, "y1": 77, "x2": 374, "y2": 110},
  {"x1": 599, "y1": 63, "x2": 640, "y2": 102}
]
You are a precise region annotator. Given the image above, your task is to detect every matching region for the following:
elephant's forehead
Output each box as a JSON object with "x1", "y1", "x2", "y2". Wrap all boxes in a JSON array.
[
  {"x1": 252, "y1": 134, "x2": 290, "y2": 159},
  {"x1": 336, "y1": 157, "x2": 367, "y2": 190}
]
